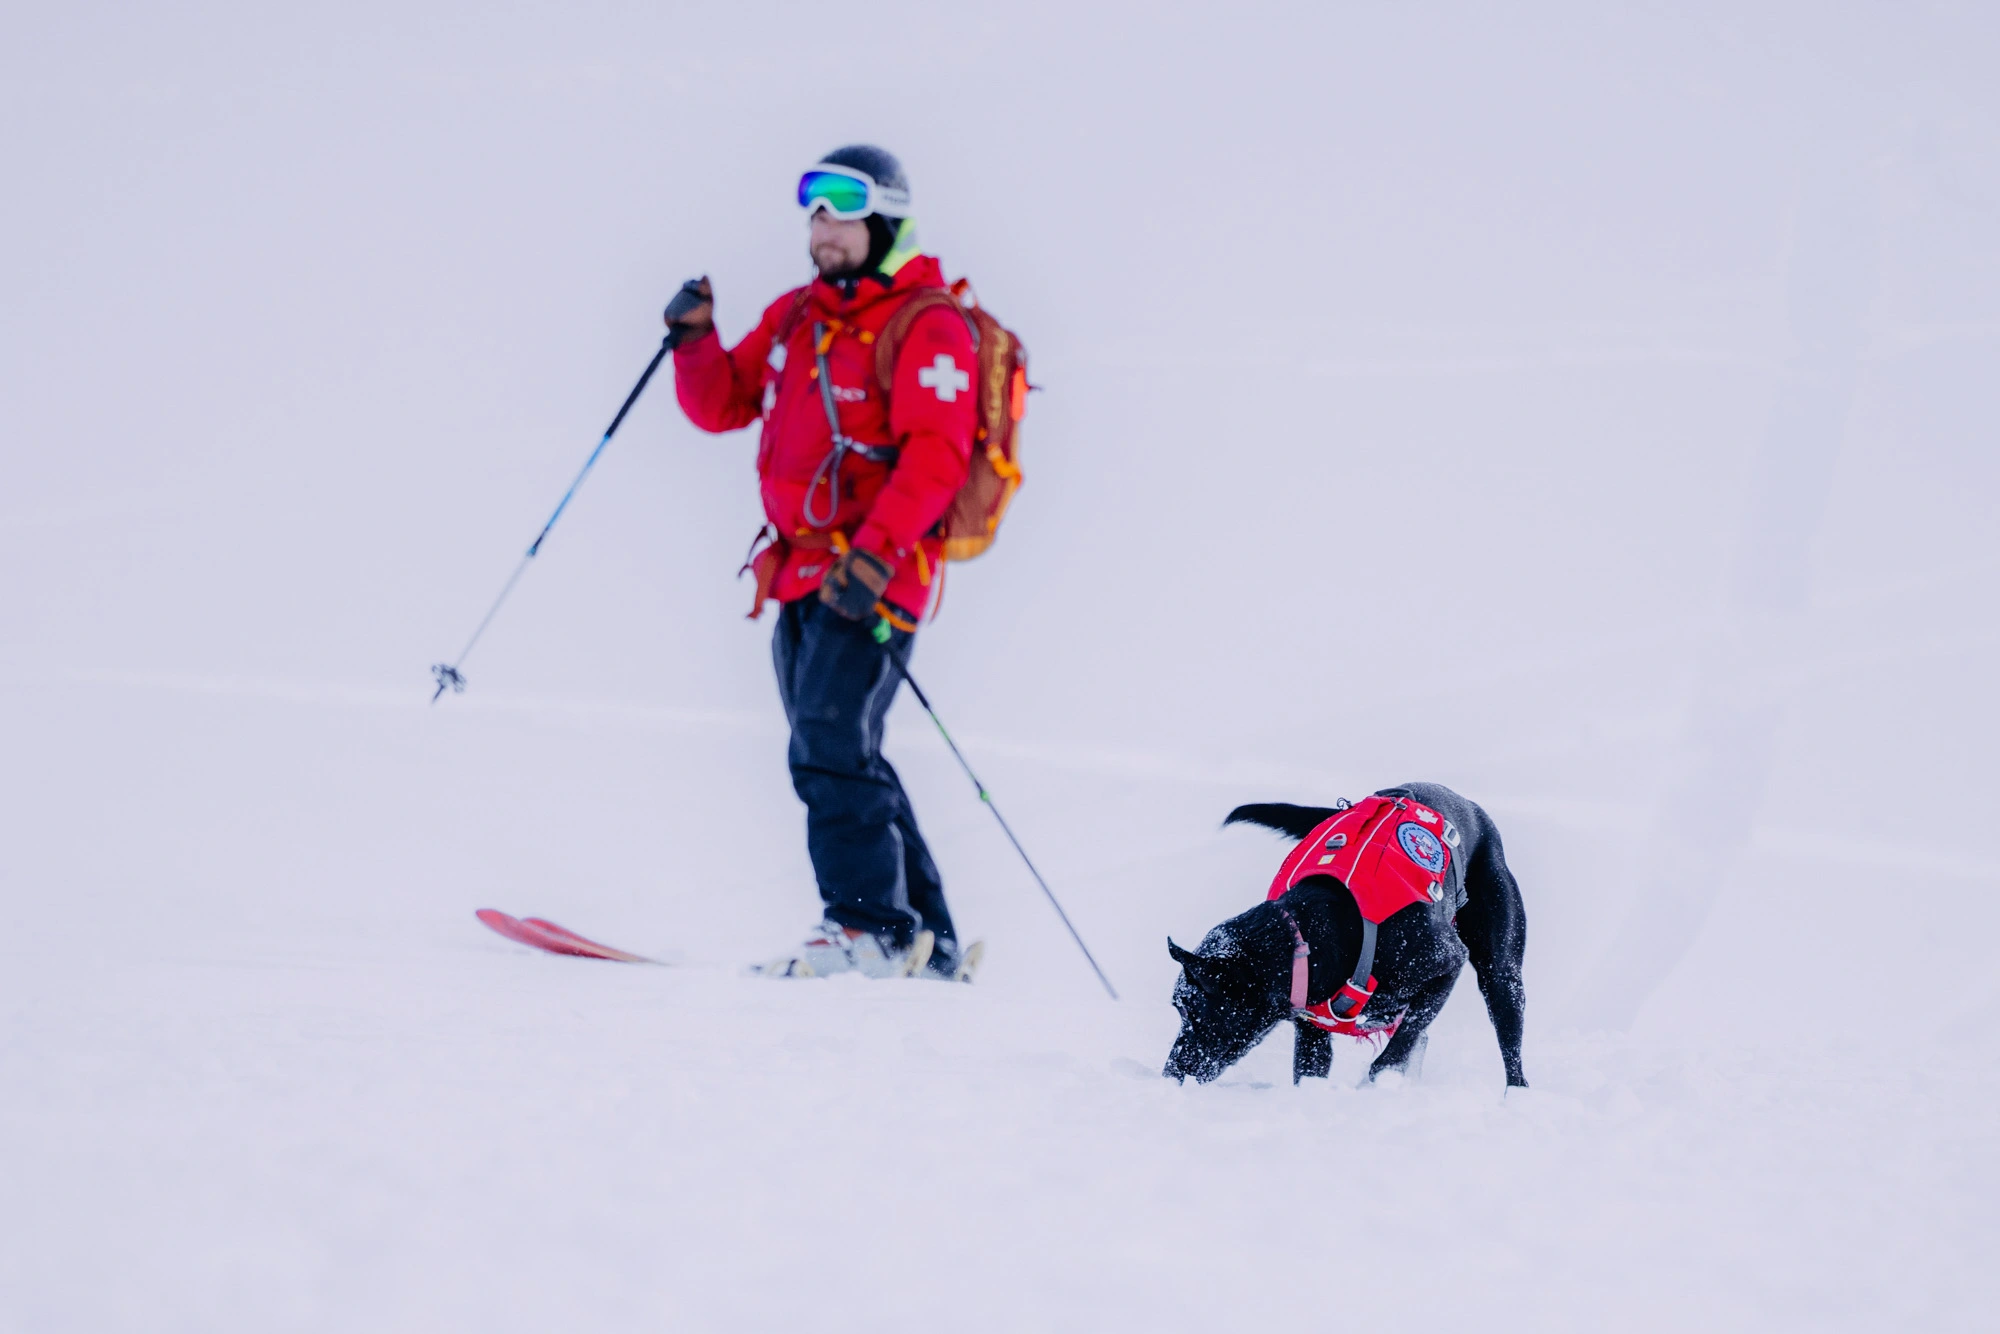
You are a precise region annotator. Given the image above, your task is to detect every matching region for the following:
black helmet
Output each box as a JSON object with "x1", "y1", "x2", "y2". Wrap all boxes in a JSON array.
[
  {"x1": 812, "y1": 144, "x2": 913, "y2": 276},
  {"x1": 814, "y1": 144, "x2": 910, "y2": 216}
]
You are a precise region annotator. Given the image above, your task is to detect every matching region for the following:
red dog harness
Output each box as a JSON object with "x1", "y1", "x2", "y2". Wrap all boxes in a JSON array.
[{"x1": 1267, "y1": 795, "x2": 1457, "y2": 1036}]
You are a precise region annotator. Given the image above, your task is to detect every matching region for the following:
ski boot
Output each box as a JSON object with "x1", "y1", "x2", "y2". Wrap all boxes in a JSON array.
[
  {"x1": 923, "y1": 938, "x2": 985, "y2": 984},
  {"x1": 754, "y1": 920, "x2": 933, "y2": 980}
]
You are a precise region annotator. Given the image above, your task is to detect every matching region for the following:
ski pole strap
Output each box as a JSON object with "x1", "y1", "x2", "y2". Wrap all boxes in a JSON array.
[
  {"x1": 871, "y1": 602, "x2": 919, "y2": 644},
  {"x1": 875, "y1": 602, "x2": 918, "y2": 633}
]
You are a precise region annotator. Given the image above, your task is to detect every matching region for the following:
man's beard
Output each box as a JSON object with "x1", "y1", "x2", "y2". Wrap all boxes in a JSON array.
[{"x1": 812, "y1": 241, "x2": 863, "y2": 277}]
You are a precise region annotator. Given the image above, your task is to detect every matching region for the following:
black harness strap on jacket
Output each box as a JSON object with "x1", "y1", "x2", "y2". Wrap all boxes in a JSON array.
[{"x1": 803, "y1": 320, "x2": 900, "y2": 529}]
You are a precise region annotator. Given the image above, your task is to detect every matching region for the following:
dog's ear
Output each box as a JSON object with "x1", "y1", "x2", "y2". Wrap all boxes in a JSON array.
[{"x1": 1168, "y1": 938, "x2": 1201, "y2": 969}]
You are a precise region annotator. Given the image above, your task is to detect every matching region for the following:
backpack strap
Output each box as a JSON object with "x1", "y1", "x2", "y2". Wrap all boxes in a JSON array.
[
  {"x1": 772, "y1": 286, "x2": 813, "y2": 350},
  {"x1": 872, "y1": 287, "x2": 978, "y2": 396}
]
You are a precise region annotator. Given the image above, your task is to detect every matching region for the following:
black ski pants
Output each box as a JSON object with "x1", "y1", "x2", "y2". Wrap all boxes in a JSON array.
[{"x1": 772, "y1": 597, "x2": 954, "y2": 952}]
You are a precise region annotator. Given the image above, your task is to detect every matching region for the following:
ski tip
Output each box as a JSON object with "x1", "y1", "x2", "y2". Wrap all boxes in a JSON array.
[
  {"x1": 474, "y1": 908, "x2": 604, "y2": 959},
  {"x1": 476, "y1": 907, "x2": 567, "y2": 953},
  {"x1": 520, "y1": 916, "x2": 656, "y2": 964},
  {"x1": 954, "y1": 939, "x2": 986, "y2": 984},
  {"x1": 903, "y1": 930, "x2": 936, "y2": 978}
]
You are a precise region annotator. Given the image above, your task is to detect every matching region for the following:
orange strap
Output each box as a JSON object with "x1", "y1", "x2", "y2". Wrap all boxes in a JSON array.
[
  {"x1": 831, "y1": 532, "x2": 923, "y2": 630},
  {"x1": 987, "y1": 440, "x2": 1021, "y2": 481},
  {"x1": 816, "y1": 318, "x2": 874, "y2": 350},
  {"x1": 874, "y1": 601, "x2": 918, "y2": 633},
  {"x1": 928, "y1": 545, "x2": 949, "y2": 621}
]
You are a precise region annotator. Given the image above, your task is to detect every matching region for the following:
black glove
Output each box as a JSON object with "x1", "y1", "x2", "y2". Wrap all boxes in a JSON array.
[
  {"x1": 663, "y1": 276, "x2": 714, "y2": 345},
  {"x1": 819, "y1": 547, "x2": 894, "y2": 622}
]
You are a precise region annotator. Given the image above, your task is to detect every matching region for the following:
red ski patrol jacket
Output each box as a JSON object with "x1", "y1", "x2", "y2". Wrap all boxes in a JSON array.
[{"x1": 673, "y1": 254, "x2": 976, "y2": 620}]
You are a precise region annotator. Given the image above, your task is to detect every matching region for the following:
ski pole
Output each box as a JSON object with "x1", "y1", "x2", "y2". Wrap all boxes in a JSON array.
[
  {"x1": 431, "y1": 327, "x2": 683, "y2": 703},
  {"x1": 882, "y1": 640, "x2": 1118, "y2": 1000}
]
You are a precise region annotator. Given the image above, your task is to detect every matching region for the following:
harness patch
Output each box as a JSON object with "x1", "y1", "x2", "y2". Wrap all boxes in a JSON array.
[{"x1": 1397, "y1": 821, "x2": 1447, "y2": 875}]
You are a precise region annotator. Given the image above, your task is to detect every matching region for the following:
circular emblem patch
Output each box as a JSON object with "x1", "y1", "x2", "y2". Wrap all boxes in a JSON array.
[{"x1": 1397, "y1": 821, "x2": 1447, "y2": 875}]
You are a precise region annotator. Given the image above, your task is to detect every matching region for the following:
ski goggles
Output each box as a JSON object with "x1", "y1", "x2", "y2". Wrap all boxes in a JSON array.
[{"x1": 797, "y1": 164, "x2": 911, "y2": 220}]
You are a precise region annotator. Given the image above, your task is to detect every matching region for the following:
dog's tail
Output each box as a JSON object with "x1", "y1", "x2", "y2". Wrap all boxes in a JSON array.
[{"x1": 1224, "y1": 803, "x2": 1343, "y2": 841}]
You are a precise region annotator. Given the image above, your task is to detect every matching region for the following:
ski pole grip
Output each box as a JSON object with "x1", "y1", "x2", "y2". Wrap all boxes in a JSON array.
[{"x1": 663, "y1": 276, "x2": 714, "y2": 345}]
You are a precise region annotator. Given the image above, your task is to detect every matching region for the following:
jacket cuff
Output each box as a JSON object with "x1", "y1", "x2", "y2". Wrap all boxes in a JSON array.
[
  {"x1": 849, "y1": 524, "x2": 905, "y2": 567},
  {"x1": 671, "y1": 327, "x2": 721, "y2": 363}
]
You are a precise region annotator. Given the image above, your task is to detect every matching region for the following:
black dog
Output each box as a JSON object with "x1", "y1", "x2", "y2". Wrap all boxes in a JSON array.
[{"x1": 1164, "y1": 782, "x2": 1527, "y2": 1088}]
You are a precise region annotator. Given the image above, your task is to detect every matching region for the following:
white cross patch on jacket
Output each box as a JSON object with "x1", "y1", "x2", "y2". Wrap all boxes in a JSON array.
[{"x1": 917, "y1": 353, "x2": 971, "y2": 403}]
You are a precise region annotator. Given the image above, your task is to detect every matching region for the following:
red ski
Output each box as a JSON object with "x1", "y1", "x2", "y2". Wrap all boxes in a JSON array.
[
  {"x1": 474, "y1": 909, "x2": 656, "y2": 963},
  {"x1": 520, "y1": 916, "x2": 656, "y2": 963}
]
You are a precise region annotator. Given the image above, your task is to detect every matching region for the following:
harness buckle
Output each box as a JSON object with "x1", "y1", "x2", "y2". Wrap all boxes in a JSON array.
[{"x1": 1329, "y1": 977, "x2": 1377, "y2": 1018}]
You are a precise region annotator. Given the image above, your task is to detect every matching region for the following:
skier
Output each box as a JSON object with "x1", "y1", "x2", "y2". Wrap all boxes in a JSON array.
[{"x1": 665, "y1": 145, "x2": 978, "y2": 981}]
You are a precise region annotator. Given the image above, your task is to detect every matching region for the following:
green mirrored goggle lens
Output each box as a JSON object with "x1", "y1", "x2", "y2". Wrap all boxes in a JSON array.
[{"x1": 798, "y1": 170, "x2": 873, "y2": 218}]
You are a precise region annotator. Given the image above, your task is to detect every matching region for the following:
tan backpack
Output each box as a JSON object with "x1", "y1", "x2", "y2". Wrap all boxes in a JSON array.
[{"x1": 872, "y1": 278, "x2": 1029, "y2": 562}]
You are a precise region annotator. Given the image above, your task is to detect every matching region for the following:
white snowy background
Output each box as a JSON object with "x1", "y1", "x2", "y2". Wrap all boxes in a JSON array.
[{"x1": 4, "y1": 2, "x2": 1997, "y2": 1329}]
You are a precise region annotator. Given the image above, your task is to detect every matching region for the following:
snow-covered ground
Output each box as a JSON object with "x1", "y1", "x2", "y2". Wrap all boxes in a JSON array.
[{"x1": 5, "y1": 4, "x2": 1998, "y2": 1330}]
